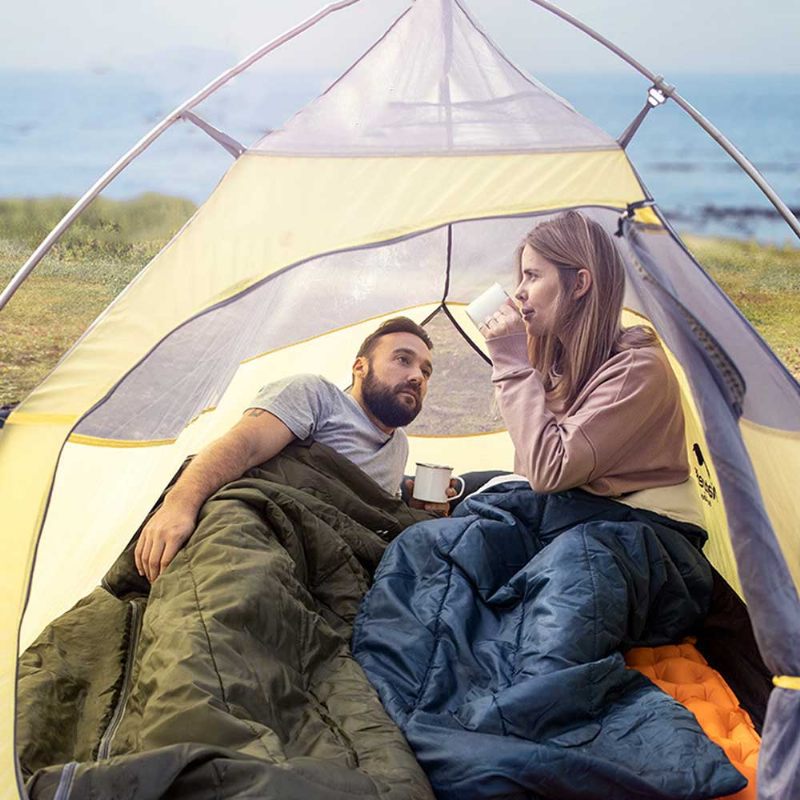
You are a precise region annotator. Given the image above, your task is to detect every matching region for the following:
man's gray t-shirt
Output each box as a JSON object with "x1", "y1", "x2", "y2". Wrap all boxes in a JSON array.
[{"x1": 250, "y1": 374, "x2": 408, "y2": 495}]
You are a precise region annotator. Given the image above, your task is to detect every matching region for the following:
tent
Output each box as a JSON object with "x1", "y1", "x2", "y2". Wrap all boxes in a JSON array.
[{"x1": 1, "y1": 0, "x2": 798, "y2": 796}]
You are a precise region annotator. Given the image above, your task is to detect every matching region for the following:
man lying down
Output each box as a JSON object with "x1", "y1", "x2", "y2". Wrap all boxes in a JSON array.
[
  {"x1": 135, "y1": 315, "x2": 451, "y2": 583},
  {"x1": 18, "y1": 317, "x2": 448, "y2": 800}
]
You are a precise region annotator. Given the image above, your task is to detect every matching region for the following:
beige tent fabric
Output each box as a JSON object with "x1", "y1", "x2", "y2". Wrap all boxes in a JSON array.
[{"x1": 16, "y1": 151, "x2": 642, "y2": 427}]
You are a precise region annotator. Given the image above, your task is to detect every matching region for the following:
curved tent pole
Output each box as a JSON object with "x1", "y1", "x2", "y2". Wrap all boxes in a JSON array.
[
  {"x1": 0, "y1": 0, "x2": 367, "y2": 313},
  {"x1": 527, "y1": 0, "x2": 800, "y2": 242}
]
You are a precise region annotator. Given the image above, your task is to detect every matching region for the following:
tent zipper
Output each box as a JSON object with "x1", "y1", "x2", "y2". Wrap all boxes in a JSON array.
[{"x1": 96, "y1": 600, "x2": 143, "y2": 760}]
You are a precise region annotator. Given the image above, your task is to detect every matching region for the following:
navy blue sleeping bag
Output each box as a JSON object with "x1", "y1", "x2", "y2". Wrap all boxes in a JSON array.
[{"x1": 353, "y1": 482, "x2": 746, "y2": 800}]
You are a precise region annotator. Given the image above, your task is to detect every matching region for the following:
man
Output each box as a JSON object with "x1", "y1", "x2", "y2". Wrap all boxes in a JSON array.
[{"x1": 135, "y1": 316, "x2": 443, "y2": 582}]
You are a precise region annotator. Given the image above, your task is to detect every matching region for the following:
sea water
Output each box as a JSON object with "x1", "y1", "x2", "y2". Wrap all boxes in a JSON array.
[{"x1": 1, "y1": 68, "x2": 798, "y2": 244}]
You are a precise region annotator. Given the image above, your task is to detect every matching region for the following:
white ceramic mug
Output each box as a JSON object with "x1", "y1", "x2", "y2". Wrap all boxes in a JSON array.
[
  {"x1": 413, "y1": 463, "x2": 466, "y2": 504},
  {"x1": 465, "y1": 283, "x2": 511, "y2": 329}
]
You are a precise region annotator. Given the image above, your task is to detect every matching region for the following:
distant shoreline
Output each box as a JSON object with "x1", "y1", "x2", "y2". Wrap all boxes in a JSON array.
[
  {"x1": 2, "y1": 69, "x2": 798, "y2": 245},
  {"x1": 1, "y1": 193, "x2": 798, "y2": 251}
]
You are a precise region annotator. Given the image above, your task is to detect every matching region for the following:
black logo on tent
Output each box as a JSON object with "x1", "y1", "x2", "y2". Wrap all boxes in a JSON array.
[{"x1": 692, "y1": 443, "x2": 718, "y2": 506}]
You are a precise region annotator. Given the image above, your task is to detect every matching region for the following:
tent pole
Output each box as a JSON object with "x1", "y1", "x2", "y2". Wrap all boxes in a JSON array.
[
  {"x1": 526, "y1": 0, "x2": 800, "y2": 242},
  {"x1": 0, "y1": 0, "x2": 367, "y2": 313}
]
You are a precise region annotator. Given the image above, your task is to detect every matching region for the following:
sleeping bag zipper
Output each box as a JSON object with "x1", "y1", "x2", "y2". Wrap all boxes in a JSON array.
[{"x1": 96, "y1": 600, "x2": 143, "y2": 760}]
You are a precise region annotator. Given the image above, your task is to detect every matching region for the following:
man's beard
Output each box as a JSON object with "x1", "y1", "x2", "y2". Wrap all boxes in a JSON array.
[{"x1": 362, "y1": 370, "x2": 422, "y2": 428}]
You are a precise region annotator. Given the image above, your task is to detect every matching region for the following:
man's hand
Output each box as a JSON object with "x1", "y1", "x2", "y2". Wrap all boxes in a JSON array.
[
  {"x1": 135, "y1": 499, "x2": 198, "y2": 582},
  {"x1": 132, "y1": 410, "x2": 296, "y2": 584},
  {"x1": 477, "y1": 299, "x2": 526, "y2": 340},
  {"x1": 404, "y1": 478, "x2": 460, "y2": 516}
]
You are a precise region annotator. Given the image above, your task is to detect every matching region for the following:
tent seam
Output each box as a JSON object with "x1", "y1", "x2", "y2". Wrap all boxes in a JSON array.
[{"x1": 245, "y1": 145, "x2": 623, "y2": 157}]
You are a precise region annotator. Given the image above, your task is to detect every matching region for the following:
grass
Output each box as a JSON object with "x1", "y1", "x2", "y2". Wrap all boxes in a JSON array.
[
  {"x1": 0, "y1": 195, "x2": 196, "y2": 405},
  {"x1": 0, "y1": 196, "x2": 798, "y2": 408},
  {"x1": 684, "y1": 235, "x2": 800, "y2": 378}
]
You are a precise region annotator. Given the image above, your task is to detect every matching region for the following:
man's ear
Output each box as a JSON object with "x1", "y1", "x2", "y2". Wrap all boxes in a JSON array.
[
  {"x1": 573, "y1": 268, "x2": 592, "y2": 300},
  {"x1": 352, "y1": 355, "x2": 368, "y2": 381}
]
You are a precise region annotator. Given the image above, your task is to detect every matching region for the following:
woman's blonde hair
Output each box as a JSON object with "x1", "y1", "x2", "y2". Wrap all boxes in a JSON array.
[{"x1": 517, "y1": 210, "x2": 656, "y2": 409}]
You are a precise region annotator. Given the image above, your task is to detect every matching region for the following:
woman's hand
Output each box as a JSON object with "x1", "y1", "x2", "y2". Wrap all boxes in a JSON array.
[{"x1": 477, "y1": 299, "x2": 526, "y2": 340}]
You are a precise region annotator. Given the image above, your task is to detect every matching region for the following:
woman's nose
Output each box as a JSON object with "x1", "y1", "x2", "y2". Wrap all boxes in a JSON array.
[{"x1": 514, "y1": 282, "x2": 526, "y2": 302}]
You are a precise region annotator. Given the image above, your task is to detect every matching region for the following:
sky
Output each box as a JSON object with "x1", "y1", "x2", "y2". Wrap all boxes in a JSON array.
[{"x1": 2, "y1": 0, "x2": 799, "y2": 77}]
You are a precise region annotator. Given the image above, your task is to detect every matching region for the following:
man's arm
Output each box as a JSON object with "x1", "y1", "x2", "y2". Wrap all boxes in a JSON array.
[{"x1": 134, "y1": 409, "x2": 295, "y2": 582}]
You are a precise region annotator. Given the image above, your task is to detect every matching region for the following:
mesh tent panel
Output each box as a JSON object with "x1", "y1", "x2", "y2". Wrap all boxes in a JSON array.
[
  {"x1": 75, "y1": 229, "x2": 448, "y2": 440},
  {"x1": 410, "y1": 308, "x2": 501, "y2": 436},
  {"x1": 75, "y1": 209, "x2": 658, "y2": 443},
  {"x1": 254, "y1": 0, "x2": 615, "y2": 156},
  {"x1": 625, "y1": 217, "x2": 800, "y2": 430}
]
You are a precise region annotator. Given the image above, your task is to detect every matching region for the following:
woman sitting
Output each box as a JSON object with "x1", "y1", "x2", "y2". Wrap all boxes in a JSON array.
[
  {"x1": 353, "y1": 210, "x2": 745, "y2": 800},
  {"x1": 479, "y1": 209, "x2": 702, "y2": 525}
]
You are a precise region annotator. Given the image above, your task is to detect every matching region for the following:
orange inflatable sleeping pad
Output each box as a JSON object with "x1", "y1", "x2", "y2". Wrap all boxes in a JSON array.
[{"x1": 625, "y1": 642, "x2": 760, "y2": 800}]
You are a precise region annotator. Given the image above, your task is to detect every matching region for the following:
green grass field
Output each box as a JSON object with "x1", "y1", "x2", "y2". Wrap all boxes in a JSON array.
[
  {"x1": 1, "y1": 196, "x2": 798, "y2": 408},
  {"x1": 0, "y1": 196, "x2": 195, "y2": 406}
]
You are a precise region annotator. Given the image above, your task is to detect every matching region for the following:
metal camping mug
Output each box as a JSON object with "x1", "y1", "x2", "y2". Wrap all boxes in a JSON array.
[
  {"x1": 465, "y1": 282, "x2": 511, "y2": 329},
  {"x1": 412, "y1": 463, "x2": 466, "y2": 504}
]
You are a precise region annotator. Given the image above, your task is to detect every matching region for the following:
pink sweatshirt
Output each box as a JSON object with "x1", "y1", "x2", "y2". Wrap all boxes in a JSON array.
[{"x1": 487, "y1": 333, "x2": 689, "y2": 496}]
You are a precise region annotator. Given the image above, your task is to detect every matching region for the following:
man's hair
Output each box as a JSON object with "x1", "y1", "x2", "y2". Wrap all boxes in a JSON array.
[{"x1": 356, "y1": 316, "x2": 433, "y2": 360}]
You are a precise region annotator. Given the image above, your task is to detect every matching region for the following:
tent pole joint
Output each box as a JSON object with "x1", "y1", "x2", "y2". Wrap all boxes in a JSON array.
[
  {"x1": 617, "y1": 82, "x2": 670, "y2": 148},
  {"x1": 179, "y1": 111, "x2": 245, "y2": 158},
  {"x1": 650, "y1": 75, "x2": 675, "y2": 100}
]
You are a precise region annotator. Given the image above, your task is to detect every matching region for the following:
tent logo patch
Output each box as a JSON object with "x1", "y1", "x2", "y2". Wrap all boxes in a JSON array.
[{"x1": 692, "y1": 443, "x2": 718, "y2": 507}]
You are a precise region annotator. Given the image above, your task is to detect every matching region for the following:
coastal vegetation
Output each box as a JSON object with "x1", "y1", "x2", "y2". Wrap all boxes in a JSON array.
[
  {"x1": 1, "y1": 195, "x2": 798, "y2": 407},
  {"x1": 0, "y1": 195, "x2": 194, "y2": 405}
]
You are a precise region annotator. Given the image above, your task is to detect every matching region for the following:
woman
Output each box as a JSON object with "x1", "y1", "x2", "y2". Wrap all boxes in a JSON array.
[
  {"x1": 479, "y1": 210, "x2": 702, "y2": 524},
  {"x1": 353, "y1": 212, "x2": 745, "y2": 798}
]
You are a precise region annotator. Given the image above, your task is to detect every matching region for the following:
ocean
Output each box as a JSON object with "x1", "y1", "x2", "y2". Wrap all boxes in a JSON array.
[{"x1": 1, "y1": 67, "x2": 798, "y2": 245}]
